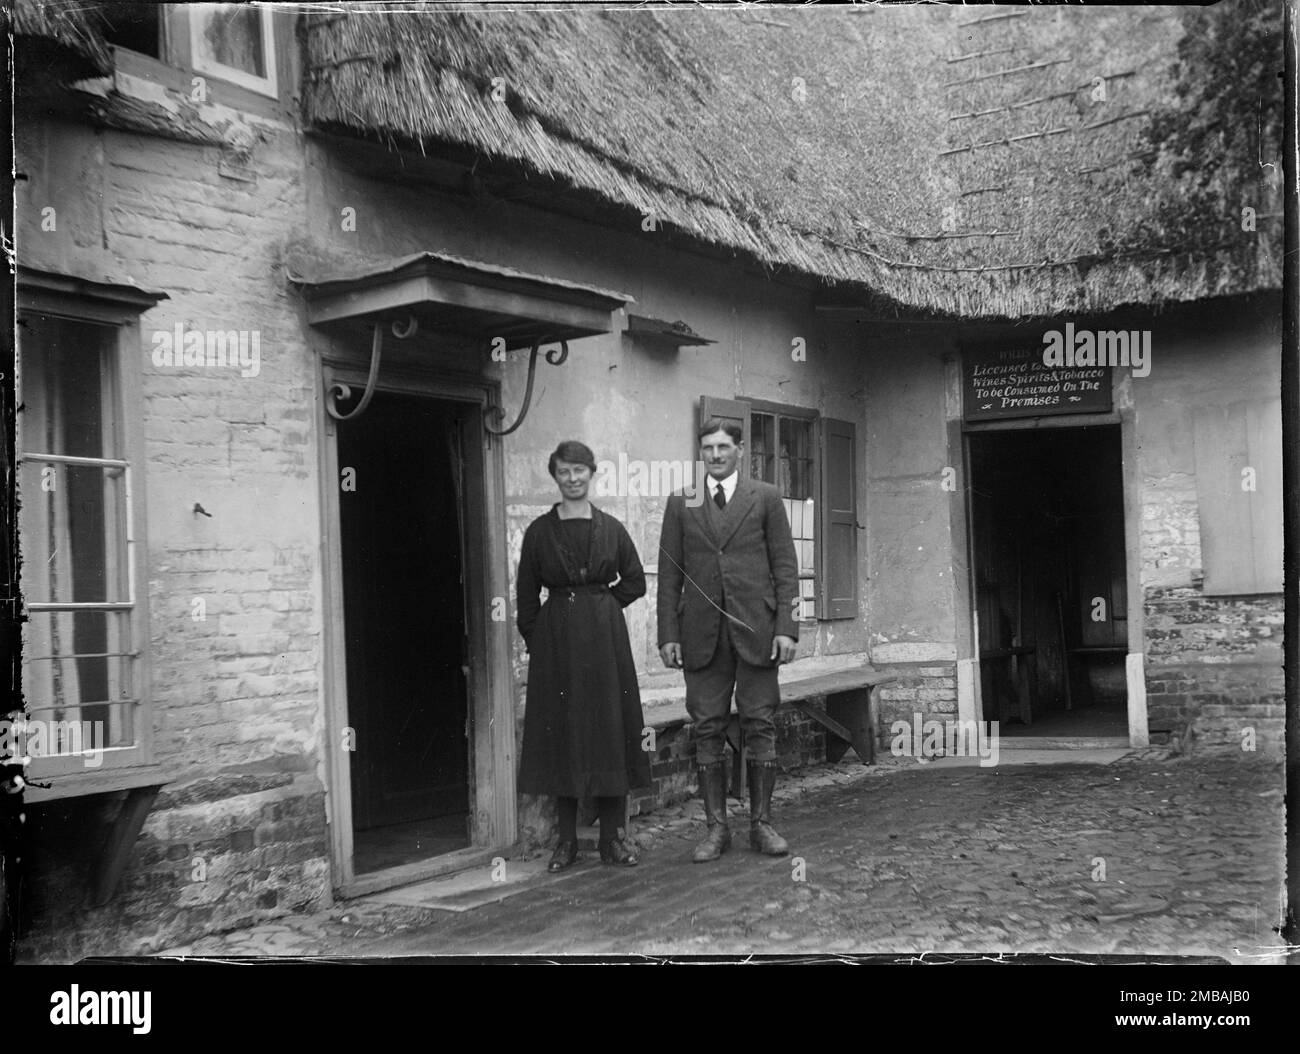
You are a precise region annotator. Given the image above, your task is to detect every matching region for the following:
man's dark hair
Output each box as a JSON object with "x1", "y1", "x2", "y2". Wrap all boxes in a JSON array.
[
  {"x1": 698, "y1": 418, "x2": 743, "y2": 444},
  {"x1": 547, "y1": 439, "x2": 598, "y2": 478}
]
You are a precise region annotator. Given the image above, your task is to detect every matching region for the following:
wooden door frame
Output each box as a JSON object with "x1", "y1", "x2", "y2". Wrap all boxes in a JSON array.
[
  {"x1": 953, "y1": 409, "x2": 1149, "y2": 746},
  {"x1": 315, "y1": 353, "x2": 517, "y2": 897}
]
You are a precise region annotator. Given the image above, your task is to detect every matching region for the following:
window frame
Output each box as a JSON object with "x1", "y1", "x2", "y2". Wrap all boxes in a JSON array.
[
  {"x1": 186, "y1": 2, "x2": 279, "y2": 99},
  {"x1": 744, "y1": 399, "x2": 820, "y2": 619},
  {"x1": 17, "y1": 274, "x2": 158, "y2": 781},
  {"x1": 105, "y1": 5, "x2": 296, "y2": 119}
]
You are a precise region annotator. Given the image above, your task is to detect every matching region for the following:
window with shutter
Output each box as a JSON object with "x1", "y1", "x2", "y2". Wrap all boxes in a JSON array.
[
  {"x1": 698, "y1": 397, "x2": 859, "y2": 621},
  {"x1": 816, "y1": 417, "x2": 858, "y2": 619}
]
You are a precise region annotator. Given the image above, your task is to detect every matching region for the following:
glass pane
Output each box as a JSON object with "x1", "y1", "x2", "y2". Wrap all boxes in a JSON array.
[
  {"x1": 97, "y1": 2, "x2": 162, "y2": 58},
  {"x1": 198, "y1": 4, "x2": 267, "y2": 77},
  {"x1": 779, "y1": 417, "x2": 814, "y2": 500},
  {"x1": 20, "y1": 314, "x2": 117, "y2": 459},
  {"x1": 750, "y1": 413, "x2": 775, "y2": 483},
  {"x1": 23, "y1": 610, "x2": 136, "y2": 753},
  {"x1": 19, "y1": 460, "x2": 128, "y2": 605}
]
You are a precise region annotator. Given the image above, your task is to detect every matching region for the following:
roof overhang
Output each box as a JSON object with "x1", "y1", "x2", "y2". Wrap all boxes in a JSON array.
[{"x1": 289, "y1": 250, "x2": 633, "y2": 352}]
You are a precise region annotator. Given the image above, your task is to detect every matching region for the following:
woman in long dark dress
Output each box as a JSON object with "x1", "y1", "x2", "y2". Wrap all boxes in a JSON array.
[{"x1": 516, "y1": 440, "x2": 651, "y2": 871}]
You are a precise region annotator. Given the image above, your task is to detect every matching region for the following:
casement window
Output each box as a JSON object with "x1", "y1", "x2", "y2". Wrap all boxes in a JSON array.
[
  {"x1": 188, "y1": 3, "x2": 278, "y2": 97},
  {"x1": 17, "y1": 272, "x2": 161, "y2": 781},
  {"x1": 1192, "y1": 397, "x2": 1284, "y2": 595},
  {"x1": 93, "y1": 3, "x2": 288, "y2": 110},
  {"x1": 700, "y1": 396, "x2": 859, "y2": 620}
]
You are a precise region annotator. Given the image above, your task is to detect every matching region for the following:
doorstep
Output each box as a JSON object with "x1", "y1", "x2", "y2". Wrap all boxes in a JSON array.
[
  {"x1": 919, "y1": 746, "x2": 1133, "y2": 768},
  {"x1": 999, "y1": 735, "x2": 1131, "y2": 750}
]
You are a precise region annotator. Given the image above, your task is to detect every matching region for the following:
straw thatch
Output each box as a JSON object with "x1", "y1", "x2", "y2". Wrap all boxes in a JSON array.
[
  {"x1": 12, "y1": 0, "x2": 112, "y2": 82},
  {"x1": 303, "y1": 4, "x2": 1283, "y2": 319}
]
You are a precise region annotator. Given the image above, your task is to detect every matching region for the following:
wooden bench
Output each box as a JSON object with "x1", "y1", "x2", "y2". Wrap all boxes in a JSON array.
[
  {"x1": 724, "y1": 666, "x2": 899, "y2": 796},
  {"x1": 1065, "y1": 644, "x2": 1127, "y2": 709},
  {"x1": 980, "y1": 645, "x2": 1037, "y2": 725}
]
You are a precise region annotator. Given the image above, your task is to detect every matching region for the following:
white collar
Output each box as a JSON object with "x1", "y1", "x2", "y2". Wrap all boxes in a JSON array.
[{"x1": 710, "y1": 471, "x2": 739, "y2": 501}]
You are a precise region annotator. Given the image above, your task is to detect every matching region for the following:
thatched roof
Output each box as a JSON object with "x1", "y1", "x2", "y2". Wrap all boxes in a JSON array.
[
  {"x1": 303, "y1": 4, "x2": 1283, "y2": 319},
  {"x1": 11, "y1": 0, "x2": 112, "y2": 82}
]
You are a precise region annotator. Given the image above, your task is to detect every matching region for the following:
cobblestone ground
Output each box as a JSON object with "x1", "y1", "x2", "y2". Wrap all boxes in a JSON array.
[{"x1": 156, "y1": 751, "x2": 1286, "y2": 963}]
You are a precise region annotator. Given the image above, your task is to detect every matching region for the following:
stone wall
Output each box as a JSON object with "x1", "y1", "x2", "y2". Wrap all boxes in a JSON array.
[
  {"x1": 1145, "y1": 586, "x2": 1285, "y2": 754},
  {"x1": 874, "y1": 663, "x2": 960, "y2": 732},
  {"x1": 1130, "y1": 297, "x2": 1284, "y2": 756}
]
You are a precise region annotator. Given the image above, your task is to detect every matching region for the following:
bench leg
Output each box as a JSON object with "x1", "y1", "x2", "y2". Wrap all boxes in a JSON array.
[
  {"x1": 866, "y1": 686, "x2": 880, "y2": 764},
  {"x1": 826, "y1": 691, "x2": 875, "y2": 765}
]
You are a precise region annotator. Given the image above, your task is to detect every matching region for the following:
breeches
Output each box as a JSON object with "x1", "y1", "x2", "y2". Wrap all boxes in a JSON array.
[{"x1": 684, "y1": 619, "x2": 778, "y2": 764}]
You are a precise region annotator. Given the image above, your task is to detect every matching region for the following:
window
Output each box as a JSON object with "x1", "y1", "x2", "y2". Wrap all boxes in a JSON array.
[
  {"x1": 700, "y1": 395, "x2": 859, "y2": 620},
  {"x1": 749, "y1": 410, "x2": 817, "y2": 620},
  {"x1": 92, "y1": 4, "x2": 285, "y2": 110},
  {"x1": 189, "y1": 3, "x2": 277, "y2": 97},
  {"x1": 97, "y1": 3, "x2": 164, "y2": 59},
  {"x1": 17, "y1": 274, "x2": 160, "y2": 779}
]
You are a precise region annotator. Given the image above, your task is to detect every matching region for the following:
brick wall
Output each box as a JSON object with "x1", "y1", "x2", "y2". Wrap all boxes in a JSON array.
[
  {"x1": 17, "y1": 106, "x2": 330, "y2": 959},
  {"x1": 19, "y1": 775, "x2": 330, "y2": 961},
  {"x1": 1145, "y1": 586, "x2": 1284, "y2": 755},
  {"x1": 873, "y1": 663, "x2": 959, "y2": 734}
]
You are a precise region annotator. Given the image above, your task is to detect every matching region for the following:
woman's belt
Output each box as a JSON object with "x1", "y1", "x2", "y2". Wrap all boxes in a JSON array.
[{"x1": 552, "y1": 583, "x2": 612, "y2": 598}]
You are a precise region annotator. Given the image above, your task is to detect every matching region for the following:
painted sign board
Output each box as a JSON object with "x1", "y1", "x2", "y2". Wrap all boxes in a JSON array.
[{"x1": 963, "y1": 344, "x2": 1112, "y2": 421}]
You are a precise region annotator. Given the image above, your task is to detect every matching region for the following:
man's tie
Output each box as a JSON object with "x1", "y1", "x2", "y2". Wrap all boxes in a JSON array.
[{"x1": 713, "y1": 484, "x2": 727, "y2": 510}]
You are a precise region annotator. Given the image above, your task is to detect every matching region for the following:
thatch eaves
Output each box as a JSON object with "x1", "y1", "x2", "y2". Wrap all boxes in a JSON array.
[
  {"x1": 11, "y1": 0, "x2": 113, "y2": 83},
  {"x1": 303, "y1": 4, "x2": 1282, "y2": 320}
]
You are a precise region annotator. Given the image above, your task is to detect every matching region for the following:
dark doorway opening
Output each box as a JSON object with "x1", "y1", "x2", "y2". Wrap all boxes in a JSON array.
[
  {"x1": 337, "y1": 391, "x2": 472, "y2": 873},
  {"x1": 967, "y1": 424, "x2": 1128, "y2": 740}
]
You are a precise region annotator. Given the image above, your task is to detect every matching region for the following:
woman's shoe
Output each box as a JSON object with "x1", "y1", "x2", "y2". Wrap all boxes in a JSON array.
[
  {"x1": 598, "y1": 833, "x2": 639, "y2": 867},
  {"x1": 548, "y1": 840, "x2": 579, "y2": 873}
]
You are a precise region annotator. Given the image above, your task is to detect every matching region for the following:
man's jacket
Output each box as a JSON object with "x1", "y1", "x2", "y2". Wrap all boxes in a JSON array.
[{"x1": 657, "y1": 476, "x2": 800, "y2": 671}]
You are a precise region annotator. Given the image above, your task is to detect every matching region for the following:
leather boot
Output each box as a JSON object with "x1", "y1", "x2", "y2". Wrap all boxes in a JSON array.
[
  {"x1": 747, "y1": 760, "x2": 789, "y2": 856},
  {"x1": 692, "y1": 763, "x2": 731, "y2": 863}
]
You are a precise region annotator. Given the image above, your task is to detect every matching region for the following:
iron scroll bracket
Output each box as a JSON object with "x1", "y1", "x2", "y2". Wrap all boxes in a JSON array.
[
  {"x1": 324, "y1": 315, "x2": 419, "y2": 421},
  {"x1": 483, "y1": 337, "x2": 569, "y2": 437}
]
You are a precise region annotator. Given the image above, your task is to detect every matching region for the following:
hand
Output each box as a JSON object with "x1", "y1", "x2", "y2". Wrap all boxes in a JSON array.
[
  {"x1": 770, "y1": 635, "x2": 797, "y2": 665},
  {"x1": 660, "y1": 642, "x2": 683, "y2": 669}
]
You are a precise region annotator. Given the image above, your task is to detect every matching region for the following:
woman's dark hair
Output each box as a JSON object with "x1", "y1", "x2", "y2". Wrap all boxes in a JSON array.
[
  {"x1": 698, "y1": 418, "x2": 743, "y2": 444},
  {"x1": 548, "y1": 440, "x2": 598, "y2": 478}
]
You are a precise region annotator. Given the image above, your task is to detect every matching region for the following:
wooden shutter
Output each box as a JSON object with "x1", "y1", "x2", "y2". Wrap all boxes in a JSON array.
[
  {"x1": 1192, "y1": 397, "x2": 1283, "y2": 595},
  {"x1": 816, "y1": 416, "x2": 859, "y2": 618}
]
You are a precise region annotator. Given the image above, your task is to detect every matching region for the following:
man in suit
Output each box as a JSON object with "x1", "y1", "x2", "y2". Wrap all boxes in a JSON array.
[{"x1": 657, "y1": 418, "x2": 800, "y2": 862}]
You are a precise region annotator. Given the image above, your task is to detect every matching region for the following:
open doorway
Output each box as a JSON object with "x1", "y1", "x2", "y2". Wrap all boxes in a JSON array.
[
  {"x1": 967, "y1": 424, "x2": 1128, "y2": 740},
  {"x1": 336, "y1": 391, "x2": 472, "y2": 873}
]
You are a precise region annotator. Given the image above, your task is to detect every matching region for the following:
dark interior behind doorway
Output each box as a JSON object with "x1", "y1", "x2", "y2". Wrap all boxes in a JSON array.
[
  {"x1": 337, "y1": 391, "x2": 471, "y2": 872},
  {"x1": 968, "y1": 425, "x2": 1128, "y2": 736}
]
